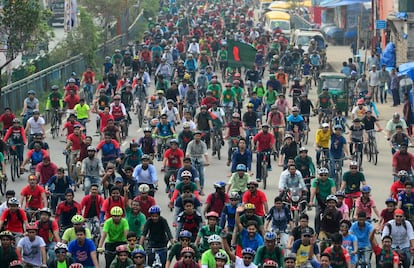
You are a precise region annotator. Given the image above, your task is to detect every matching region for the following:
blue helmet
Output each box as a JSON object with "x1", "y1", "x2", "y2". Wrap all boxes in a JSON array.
[
  {"x1": 236, "y1": 164, "x2": 247, "y2": 172},
  {"x1": 214, "y1": 181, "x2": 226, "y2": 189},
  {"x1": 361, "y1": 185, "x2": 371, "y2": 193},
  {"x1": 148, "y1": 205, "x2": 161, "y2": 214},
  {"x1": 131, "y1": 248, "x2": 146, "y2": 258},
  {"x1": 242, "y1": 248, "x2": 256, "y2": 256},
  {"x1": 179, "y1": 230, "x2": 192, "y2": 239},
  {"x1": 264, "y1": 232, "x2": 276, "y2": 240},
  {"x1": 385, "y1": 197, "x2": 397, "y2": 204}
]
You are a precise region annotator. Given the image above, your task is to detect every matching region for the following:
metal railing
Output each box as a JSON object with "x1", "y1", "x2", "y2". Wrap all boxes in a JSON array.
[{"x1": 0, "y1": 10, "x2": 143, "y2": 112}]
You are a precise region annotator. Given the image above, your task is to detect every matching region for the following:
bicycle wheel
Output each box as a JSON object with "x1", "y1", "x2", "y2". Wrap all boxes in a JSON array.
[
  {"x1": 335, "y1": 165, "x2": 342, "y2": 189},
  {"x1": 303, "y1": 130, "x2": 309, "y2": 145},
  {"x1": 51, "y1": 116, "x2": 57, "y2": 139},
  {"x1": 138, "y1": 108, "x2": 143, "y2": 128},
  {"x1": 372, "y1": 140, "x2": 378, "y2": 165},
  {"x1": 15, "y1": 156, "x2": 20, "y2": 179},
  {"x1": 0, "y1": 178, "x2": 7, "y2": 195},
  {"x1": 262, "y1": 163, "x2": 267, "y2": 189},
  {"x1": 366, "y1": 142, "x2": 372, "y2": 162},
  {"x1": 10, "y1": 156, "x2": 16, "y2": 182}
]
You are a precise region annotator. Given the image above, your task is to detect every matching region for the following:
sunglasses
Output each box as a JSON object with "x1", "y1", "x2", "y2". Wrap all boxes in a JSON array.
[
  {"x1": 303, "y1": 234, "x2": 312, "y2": 237},
  {"x1": 230, "y1": 199, "x2": 238, "y2": 201},
  {"x1": 248, "y1": 186, "x2": 256, "y2": 189},
  {"x1": 118, "y1": 254, "x2": 128, "y2": 257},
  {"x1": 350, "y1": 167, "x2": 358, "y2": 169},
  {"x1": 133, "y1": 255, "x2": 145, "y2": 259},
  {"x1": 183, "y1": 255, "x2": 193, "y2": 259},
  {"x1": 56, "y1": 249, "x2": 67, "y2": 254},
  {"x1": 127, "y1": 239, "x2": 137, "y2": 242},
  {"x1": 395, "y1": 215, "x2": 404, "y2": 218},
  {"x1": 320, "y1": 174, "x2": 328, "y2": 176}
]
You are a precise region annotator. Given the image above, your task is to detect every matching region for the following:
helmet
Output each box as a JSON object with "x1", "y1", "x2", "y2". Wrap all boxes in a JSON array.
[
  {"x1": 26, "y1": 223, "x2": 38, "y2": 231},
  {"x1": 71, "y1": 215, "x2": 85, "y2": 224},
  {"x1": 236, "y1": 164, "x2": 247, "y2": 172},
  {"x1": 232, "y1": 112, "x2": 240, "y2": 118},
  {"x1": 334, "y1": 124, "x2": 343, "y2": 130},
  {"x1": 214, "y1": 181, "x2": 226, "y2": 188},
  {"x1": 393, "y1": 113, "x2": 400, "y2": 119},
  {"x1": 224, "y1": 82, "x2": 231, "y2": 87},
  {"x1": 170, "y1": 139, "x2": 179, "y2": 145},
  {"x1": 116, "y1": 245, "x2": 129, "y2": 254},
  {"x1": 87, "y1": 146, "x2": 96, "y2": 152},
  {"x1": 9, "y1": 261, "x2": 23, "y2": 268},
  {"x1": 68, "y1": 78, "x2": 76, "y2": 83},
  {"x1": 263, "y1": 260, "x2": 278, "y2": 267},
  {"x1": 181, "y1": 170, "x2": 193, "y2": 178},
  {"x1": 349, "y1": 161, "x2": 358, "y2": 167},
  {"x1": 54, "y1": 242, "x2": 68, "y2": 251},
  {"x1": 335, "y1": 191, "x2": 345, "y2": 197},
  {"x1": 326, "y1": 195, "x2": 338, "y2": 203},
  {"x1": 131, "y1": 249, "x2": 146, "y2": 258},
  {"x1": 234, "y1": 73, "x2": 241, "y2": 77},
  {"x1": 318, "y1": 167, "x2": 329, "y2": 175},
  {"x1": 293, "y1": 77, "x2": 301, "y2": 82},
  {"x1": 206, "y1": 211, "x2": 220, "y2": 218},
  {"x1": 214, "y1": 252, "x2": 228, "y2": 261},
  {"x1": 51, "y1": 85, "x2": 59, "y2": 90},
  {"x1": 39, "y1": 207, "x2": 51, "y2": 216},
  {"x1": 179, "y1": 230, "x2": 192, "y2": 239},
  {"x1": 148, "y1": 205, "x2": 161, "y2": 214},
  {"x1": 207, "y1": 234, "x2": 222, "y2": 244},
  {"x1": 156, "y1": 90, "x2": 164, "y2": 95},
  {"x1": 242, "y1": 248, "x2": 256, "y2": 256},
  {"x1": 138, "y1": 184, "x2": 150, "y2": 193},
  {"x1": 264, "y1": 231, "x2": 276, "y2": 240},
  {"x1": 361, "y1": 185, "x2": 371, "y2": 193},
  {"x1": 141, "y1": 154, "x2": 150, "y2": 160},
  {"x1": 8, "y1": 197, "x2": 19, "y2": 205},
  {"x1": 398, "y1": 170, "x2": 409, "y2": 177},
  {"x1": 0, "y1": 231, "x2": 13, "y2": 238},
  {"x1": 130, "y1": 140, "x2": 139, "y2": 147},
  {"x1": 299, "y1": 147, "x2": 308, "y2": 153},
  {"x1": 181, "y1": 247, "x2": 195, "y2": 255},
  {"x1": 183, "y1": 122, "x2": 191, "y2": 129},
  {"x1": 322, "y1": 86, "x2": 329, "y2": 91},
  {"x1": 246, "y1": 103, "x2": 254, "y2": 108},
  {"x1": 292, "y1": 106, "x2": 299, "y2": 112},
  {"x1": 385, "y1": 197, "x2": 397, "y2": 204},
  {"x1": 357, "y1": 98, "x2": 364, "y2": 105},
  {"x1": 244, "y1": 203, "x2": 256, "y2": 210},
  {"x1": 200, "y1": 105, "x2": 207, "y2": 110},
  {"x1": 229, "y1": 192, "x2": 240, "y2": 199},
  {"x1": 110, "y1": 206, "x2": 123, "y2": 216},
  {"x1": 150, "y1": 95, "x2": 156, "y2": 101},
  {"x1": 143, "y1": 127, "x2": 152, "y2": 133},
  {"x1": 284, "y1": 134, "x2": 293, "y2": 140},
  {"x1": 233, "y1": 79, "x2": 240, "y2": 84},
  {"x1": 284, "y1": 253, "x2": 296, "y2": 261},
  {"x1": 183, "y1": 73, "x2": 191, "y2": 80},
  {"x1": 271, "y1": 105, "x2": 278, "y2": 110},
  {"x1": 12, "y1": 118, "x2": 20, "y2": 123}
]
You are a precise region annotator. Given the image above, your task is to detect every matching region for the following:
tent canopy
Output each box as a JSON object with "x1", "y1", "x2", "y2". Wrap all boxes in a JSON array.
[
  {"x1": 320, "y1": 0, "x2": 369, "y2": 7},
  {"x1": 398, "y1": 62, "x2": 414, "y2": 79}
]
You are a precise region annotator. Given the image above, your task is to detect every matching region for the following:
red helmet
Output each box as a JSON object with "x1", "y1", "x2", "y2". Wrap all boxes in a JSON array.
[
  {"x1": 357, "y1": 98, "x2": 364, "y2": 105},
  {"x1": 181, "y1": 247, "x2": 195, "y2": 255},
  {"x1": 150, "y1": 95, "x2": 156, "y2": 101},
  {"x1": 234, "y1": 73, "x2": 241, "y2": 77},
  {"x1": 116, "y1": 245, "x2": 129, "y2": 254},
  {"x1": 26, "y1": 223, "x2": 38, "y2": 231},
  {"x1": 206, "y1": 211, "x2": 219, "y2": 218}
]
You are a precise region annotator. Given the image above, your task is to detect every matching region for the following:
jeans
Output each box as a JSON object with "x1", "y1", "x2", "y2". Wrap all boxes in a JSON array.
[
  {"x1": 83, "y1": 84, "x2": 94, "y2": 103},
  {"x1": 192, "y1": 158, "x2": 205, "y2": 189},
  {"x1": 316, "y1": 148, "x2": 330, "y2": 166},
  {"x1": 256, "y1": 150, "x2": 271, "y2": 180},
  {"x1": 329, "y1": 155, "x2": 343, "y2": 179},
  {"x1": 392, "y1": 87, "x2": 400, "y2": 106},
  {"x1": 84, "y1": 176, "x2": 102, "y2": 195},
  {"x1": 147, "y1": 247, "x2": 167, "y2": 267},
  {"x1": 245, "y1": 127, "x2": 258, "y2": 150},
  {"x1": 401, "y1": 247, "x2": 411, "y2": 268},
  {"x1": 379, "y1": 85, "x2": 387, "y2": 103},
  {"x1": 46, "y1": 242, "x2": 56, "y2": 261}
]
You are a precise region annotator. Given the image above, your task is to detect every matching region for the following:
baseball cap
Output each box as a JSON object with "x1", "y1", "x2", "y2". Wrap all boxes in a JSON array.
[{"x1": 322, "y1": 123, "x2": 329, "y2": 128}]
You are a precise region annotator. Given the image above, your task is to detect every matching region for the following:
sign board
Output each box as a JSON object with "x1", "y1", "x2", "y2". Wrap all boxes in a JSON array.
[{"x1": 376, "y1": 20, "x2": 386, "y2": 29}]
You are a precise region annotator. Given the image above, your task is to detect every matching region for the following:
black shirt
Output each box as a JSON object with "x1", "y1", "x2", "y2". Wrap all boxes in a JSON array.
[
  {"x1": 142, "y1": 216, "x2": 173, "y2": 248},
  {"x1": 243, "y1": 111, "x2": 258, "y2": 128},
  {"x1": 362, "y1": 116, "x2": 376, "y2": 131},
  {"x1": 299, "y1": 99, "x2": 313, "y2": 115}
]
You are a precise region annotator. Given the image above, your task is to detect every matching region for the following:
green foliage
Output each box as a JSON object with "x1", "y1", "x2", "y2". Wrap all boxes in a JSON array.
[
  {"x1": 141, "y1": 0, "x2": 160, "y2": 19},
  {"x1": 0, "y1": 0, "x2": 53, "y2": 65}
]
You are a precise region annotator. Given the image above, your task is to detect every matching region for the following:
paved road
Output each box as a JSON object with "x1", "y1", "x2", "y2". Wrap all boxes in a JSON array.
[{"x1": 1, "y1": 45, "x2": 403, "y2": 266}]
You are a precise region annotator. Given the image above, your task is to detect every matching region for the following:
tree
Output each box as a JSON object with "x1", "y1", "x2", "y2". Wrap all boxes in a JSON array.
[{"x1": 0, "y1": 0, "x2": 53, "y2": 110}]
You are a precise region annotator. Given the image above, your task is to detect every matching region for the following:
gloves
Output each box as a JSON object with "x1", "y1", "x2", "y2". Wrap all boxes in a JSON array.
[
  {"x1": 173, "y1": 133, "x2": 177, "y2": 138},
  {"x1": 97, "y1": 247, "x2": 104, "y2": 253}
]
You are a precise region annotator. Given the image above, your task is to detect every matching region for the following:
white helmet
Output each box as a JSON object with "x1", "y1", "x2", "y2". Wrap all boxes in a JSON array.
[
  {"x1": 181, "y1": 170, "x2": 192, "y2": 178},
  {"x1": 207, "y1": 234, "x2": 222, "y2": 244},
  {"x1": 54, "y1": 242, "x2": 68, "y2": 251},
  {"x1": 138, "y1": 184, "x2": 150, "y2": 193}
]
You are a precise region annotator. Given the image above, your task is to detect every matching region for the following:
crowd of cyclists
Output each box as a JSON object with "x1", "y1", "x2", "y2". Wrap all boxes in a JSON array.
[{"x1": 0, "y1": 0, "x2": 412, "y2": 267}]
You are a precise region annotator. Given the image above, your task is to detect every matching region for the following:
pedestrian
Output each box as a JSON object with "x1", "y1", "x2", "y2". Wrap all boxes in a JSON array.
[{"x1": 390, "y1": 68, "x2": 400, "y2": 106}]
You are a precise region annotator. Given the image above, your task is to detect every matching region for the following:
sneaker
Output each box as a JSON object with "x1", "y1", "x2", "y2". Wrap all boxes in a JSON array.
[
  {"x1": 226, "y1": 161, "x2": 230, "y2": 166},
  {"x1": 212, "y1": 151, "x2": 216, "y2": 156},
  {"x1": 267, "y1": 167, "x2": 272, "y2": 171},
  {"x1": 221, "y1": 140, "x2": 225, "y2": 146},
  {"x1": 256, "y1": 178, "x2": 261, "y2": 182}
]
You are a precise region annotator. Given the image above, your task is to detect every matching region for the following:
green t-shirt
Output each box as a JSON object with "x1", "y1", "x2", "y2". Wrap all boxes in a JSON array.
[
  {"x1": 207, "y1": 84, "x2": 222, "y2": 99},
  {"x1": 253, "y1": 86, "x2": 266, "y2": 98},
  {"x1": 218, "y1": 50, "x2": 227, "y2": 61},
  {"x1": 176, "y1": 182, "x2": 197, "y2": 194},
  {"x1": 318, "y1": 93, "x2": 332, "y2": 109},
  {"x1": 222, "y1": 89, "x2": 236, "y2": 104},
  {"x1": 342, "y1": 171, "x2": 365, "y2": 194},
  {"x1": 228, "y1": 173, "x2": 250, "y2": 193},
  {"x1": 167, "y1": 243, "x2": 200, "y2": 261},
  {"x1": 57, "y1": 261, "x2": 67, "y2": 268},
  {"x1": 197, "y1": 225, "x2": 222, "y2": 252},
  {"x1": 311, "y1": 177, "x2": 336, "y2": 202},
  {"x1": 62, "y1": 227, "x2": 92, "y2": 243},
  {"x1": 265, "y1": 90, "x2": 278, "y2": 104},
  {"x1": 48, "y1": 92, "x2": 62, "y2": 109},
  {"x1": 254, "y1": 245, "x2": 284, "y2": 267},
  {"x1": 201, "y1": 249, "x2": 230, "y2": 268},
  {"x1": 125, "y1": 207, "x2": 146, "y2": 237},
  {"x1": 74, "y1": 103, "x2": 90, "y2": 119},
  {"x1": 232, "y1": 86, "x2": 243, "y2": 102},
  {"x1": 103, "y1": 218, "x2": 129, "y2": 243}
]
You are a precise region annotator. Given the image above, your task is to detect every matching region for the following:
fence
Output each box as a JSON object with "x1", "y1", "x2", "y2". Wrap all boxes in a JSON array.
[{"x1": 0, "y1": 10, "x2": 144, "y2": 112}]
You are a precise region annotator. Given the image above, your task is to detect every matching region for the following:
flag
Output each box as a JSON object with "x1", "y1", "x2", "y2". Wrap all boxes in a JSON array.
[{"x1": 227, "y1": 39, "x2": 257, "y2": 69}]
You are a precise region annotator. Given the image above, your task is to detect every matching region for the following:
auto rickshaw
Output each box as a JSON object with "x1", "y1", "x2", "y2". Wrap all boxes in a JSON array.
[{"x1": 317, "y1": 72, "x2": 349, "y2": 116}]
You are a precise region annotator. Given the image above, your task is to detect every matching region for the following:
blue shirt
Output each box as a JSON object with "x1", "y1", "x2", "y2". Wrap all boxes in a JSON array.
[
  {"x1": 350, "y1": 221, "x2": 373, "y2": 248},
  {"x1": 330, "y1": 134, "x2": 347, "y2": 159},
  {"x1": 302, "y1": 64, "x2": 311, "y2": 75},
  {"x1": 342, "y1": 233, "x2": 357, "y2": 264},
  {"x1": 398, "y1": 191, "x2": 414, "y2": 215},
  {"x1": 231, "y1": 149, "x2": 252, "y2": 173},
  {"x1": 310, "y1": 55, "x2": 320, "y2": 66},
  {"x1": 68, "y1": 238, "x2": 96, "y2": 267},
  {"x1": 249, "y1": 98, "x2": 262, "y2": 111},
  {"x1": 156, "y1": 122, "x2": 173, "y2": 137},
  {"x1": 133, "y1": 164, "x2": 158, "y2": 185},
  {"x1": 220, "y1": 204, "x2": 237, "y2": 229},
  {"x1": 240, "y1": 228, "x2": 263, "y2": 251}
]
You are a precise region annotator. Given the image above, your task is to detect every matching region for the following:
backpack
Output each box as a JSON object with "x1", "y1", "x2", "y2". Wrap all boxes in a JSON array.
[
  {"x1": 386, "y1": 221, "x2": 407, "y2": 234},
  {"x1": 4, "y1": 209, "x2": 25, "y2": 230}
]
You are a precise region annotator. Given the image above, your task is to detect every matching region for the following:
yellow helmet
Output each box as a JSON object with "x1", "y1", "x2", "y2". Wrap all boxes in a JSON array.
[
  {"x1": 71, "y1": 215, "x2": 85, "y2": 224},
  {"x1": 244, "y1": 203, "x2": 256, "y2": 210},
  {"x1": 183, "y1": 73, "x2": 191, "y2": 80},
  {"x1": 110, "y1": 206, "x2": 123, "y2": 216}
]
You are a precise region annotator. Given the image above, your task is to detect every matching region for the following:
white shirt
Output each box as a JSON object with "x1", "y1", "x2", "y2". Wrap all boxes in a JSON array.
[
  {"x1": 187, "y1": 43, "x2": 200, "y2": 54},
  {"x1": 369, "y1": 70, "x2": 380, "y2": 86},
  {"x1": 27, "y1": 116, "x2": 45, "y2": 134},
  {"x1": 279, "y1": 169, "x2": 306, "y2": 190},
  {"x1": 235, "y1": 256, "x2": 258, "y2": 268},
  {"x1": 161, "y1": 106, "x2": 179, "y2": 122},
  {"x1": 382, "y1": 219, "x2": 414, "y2": 249}
]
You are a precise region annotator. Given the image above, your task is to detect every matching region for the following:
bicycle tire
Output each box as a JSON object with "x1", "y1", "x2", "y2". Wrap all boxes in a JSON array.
[
  {"x1": 51, "y1": 116, "x2": 57, "y2": 139},
  {"x1": 10, "y1": 156, "x2": 16, "y2": 182},
  {"x1": 366, "y1": 142, "x2": 372, "y2": 162},
  {"x1": 0, "y1": 178, "x2": 5, "y2": 195},
  {"x1": 262, "y1": 163, "x2": 267, "y2": 190},
  {"x1": 15, "y1": 156, "x2": 20, "y2": 179},
  {"x1": 372, "y1": 140, "x2": 378, "y2": 165},
  {"x1": 138, "y1": 108, "x2": 143, "y2": 128}
]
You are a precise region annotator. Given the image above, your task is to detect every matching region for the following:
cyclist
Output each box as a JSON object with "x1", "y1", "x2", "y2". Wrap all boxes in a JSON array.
[
  {"x1": 319, "y1": 196, "x2": 343, "y2": 250},
  {"x1": 253, "y1": 232, "x2": 284, "y2": 267},
  {"x1": 278, "y1": 134, "x2": 298, "y2": 169},
  {"x1": 138, "y1": 128, "x2": 156, "y2": 157},
  {"x1": 61, "y1": 114, "x2": 81, "y2": 137},
  {"x1": 0, "y1": 231, "x2": 20, "y2": 266},
  {"x1": 286, "y1": 214, "x2": 315, "y2": 249},
  {"x1": 201, "y1": 91, "x2": 218, "y2": 110},
  {"x1": 110, "y1": 95, "x2": 128, "y2": 140},
  {"x1": 17, "y1": 223, "x2": 47, "y2": 268},
  {"x1": 224, "y1": 113, "x2": 244, "y2": 166},
  {"x1": 25, "y1": 109, "x2": 45, "y2": 144},
  {"x1": 102, "y1": 118, "x2": 121, "y2": 143},
  {"x1": 227, "y1": 164, "x2": 250, "y2": 197},
  {"x1": 3, "y1": 118, "x2": 26, "y2": 162},
  {"x1": 172, "y1": 247, "x2": 200, "y2": 268},
  {"x1": 109, "y1": 244, "x2": 133, "y2": 268},
  {"x1": 315, "y1": 87, "x2": 335, "y2": 125},
  {"x1": 265, "y1": 196, "x2": 293, "y2": 247},
  {"x1": 315, "y1": 122, "x2": 331, "y2": 168},
  {"x1": 55, "y1": 188, "x2": 81, "y2": 228},
  {"x1": 81, "y1": 66, "x2": 96, "y2": 102},
  {"x1": 74, "y1": 98, "x2": 91, "y2": 132},
  {"x1": 45, "y1": 167, "x2": 74, "y2": 212},
  {"x1": 340, "y1": 161, "x2": 366, "y2": 211},
  {"x1": 97, "y1": 206, "x2": 129, "y2": 268},
  {"x1": 286, "y1": 106, "x2": 305, "y2": 143},
  {"x1": 222, "y1": 232, "x2": 257, "y2": 268},
  {"x1": 322, "y1": 233, "x2": 351, "y2": 268},
  {"x1": 351, "y1": 99, "x2": 367, "y2": 121},
  {"x1": 329, "y1": 125, "x2": 350, "y2": 178},
  {"x1": 139, "y1": 205, "x2": 174, "y2": 267},
  {"x1": 291, "y1": 228, "x2": 320, "y2": 267},
  {"x1": 0, "y1": 107, "x2": 16, "y2": 136},
  {"x1": 379, "y1": 198, "x2": 398, "y2": 229},
  {"x1": 153, "y1": 113, "x2": 175, "y2": 161},
  {"x1": 294, "y1": 147, "x2": 316, "y2": 189},
  {"x1": 45, "y1": 85, "x2": 63, "y2": 120},
  {"x1": 353, "y1": 185, "x2": 380, "y2": 221},
  {"x1": 392, "y1": 143, "x2": 414, "y2": 175},
  {"x1": 200, "y1": 235, "x2": 229, "y2": 268},
  {"x1": 336, "y1": 191, "x2": 350, "y2": 221},
  {"x1": 133, "y1": 156, "x2": 158, "y2": 199},
  {"x1": 35, "y1": 208, "x2": 60, "y2": 260},
  {"x1": 0, "y1": 198, "x2": 28, "y2": 233},
  {"x1": 176, "y1": 198, "x2": 203, "y2": 243},
  {"x1": 397, "y1": 181, "x2": 414, "y2": 221},
  {"x1": 129, "y1": 248, "x2": 149, "y2": 268},
  {"x1": 80, "y1": 146, "x2": 105, "y2": 195},
  {"x1": 266, "y1": 105, "x2": 285, "y2": 143},
  {"x1": 243, "y1": 103, "x2": 258, "y2": 150},
  {"x1": 354, "y1": 74, "x2": 369, "y2": 99},
  {"x1": 370, "y1": 231, "x2": 400, "y2": 268},
  {"x1": 349, "y1": 211, "x2": 374, "y2": 264},
  {"x1": 254, "y1": 123, "x2": 275, "y2": 182},
  {"x1": 20, "y1": 90, "x2": 39, "y2": 127},
  {"x1": 194, "y1": 106, "x2": 214, "y2": 149},
  {"x1": 67, "y1": 227, "x2": 99, "y2": 268},
  {"x1": 65, "y1": 124, "x2": 85, "y2": 177},
  {"x1": 186, "y1": 131, "x2": 209, "y2": 195},
  {"x1": 348, "y1": 118, "x2": 367, "y2": 170},
  {"x1": 65, "y1": 78, "x2": 79, "y2": 97},
  {"x1": 221, "y1": 83, "x2": 237, "y2": 121},
  {"x1": 48, "y1": 242, "x2": 75, "y2": 268},
  {"x1": 390, "y1": 125, "x2": 411, "y2": 154},
  {"x1": 28, "y1": 133, "x2": 49, "y2": 151},
  {"x1": 96, "y1": 133, "x2": 121, "y2": 169},
  {"x1": 263, "y1": 85, "x2": 278, "y2": 116},
  {"x1": 20, "y1": 174, "x2": 47, "y2": 211},
  {"x1": 64, "y1": 89, "x2": 80, "y2": 115}
]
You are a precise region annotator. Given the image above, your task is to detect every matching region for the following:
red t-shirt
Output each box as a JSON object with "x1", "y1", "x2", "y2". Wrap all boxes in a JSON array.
[
  {"x1": 64, "y1": 85, "x2": 79, "y2": 95},
  {"x1": 64, "y1": 95, "x2": 80, "y2": 109},
  {"x1": 242, "y1": 190, "x2": 268, "y2": 216},
  {"x1": 101, "y1": 197, "x2": 125, "y2": 219},
  {"x1": 0, "y1": 113, "x2": 16, "y2": 130},
  {"x1": 26, "y1": 149, "x2": 49, "y2": 162},
  {"x1": 21, "y1": 185, "x2": 45, "y2": 209},
  {"x1": 35, "y1": 219, "x2": 59, "y2": 244},
  {"x1": 206, "y1": 193, "x2": 230, "y2": 215},
  {"x1": 133, "y1": 195, "x2": 156, "y2": 218},
  {"x1": 67, "y1": 133, "x2": 86, "y2": 151},
  {"x1": 392, "y1": 152, "x2": 414, "y2": 172},
  {"x1": 98, "y1": 112, "x2": 114, "y2": 131},
  {"x1": 390, "y1": 181, "x2": 406, "y2": 200},
  {"x1": 36, "y1": 162, "x2": 58, "y2": 185},
  {"x1": 380, "y1": 208, "x2": 395, "y2": 226},
  {"x1": 1, "y1": 209, "x2": 27, "y2": 233},
  {"x1": 164, "y1": 148, "x2": 184, "y2": 169},
  {"x1": 63, "y1": 121, "x2": 80, "y2": 136},
  {"x1": 226, "y1": 121, "x2": 242, "y2": 137},
  {"x1": 82, "y1": 71, "x2": 95, "y2": 84},
  {"x1": 253, "y1": 131, "x2": 275, "y2": 152}
]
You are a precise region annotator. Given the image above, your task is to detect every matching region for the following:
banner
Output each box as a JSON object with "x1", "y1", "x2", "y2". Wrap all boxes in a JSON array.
[{"x1": 227, "y1": 39, "x2": 257, "y2": 69}]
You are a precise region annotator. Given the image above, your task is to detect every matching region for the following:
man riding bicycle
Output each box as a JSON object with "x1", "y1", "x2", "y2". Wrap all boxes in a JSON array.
[
  {"x1": 315, "y1": 87, "x2": 335, "y2": 125},
  {"x1": 286, "y1": 106, "x2": 305, "y2": 144}
]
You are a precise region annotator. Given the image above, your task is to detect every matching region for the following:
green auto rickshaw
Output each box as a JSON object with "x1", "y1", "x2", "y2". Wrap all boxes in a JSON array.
[{"x1": 317, "y1": 72, "x2": 349, "y2": 116}]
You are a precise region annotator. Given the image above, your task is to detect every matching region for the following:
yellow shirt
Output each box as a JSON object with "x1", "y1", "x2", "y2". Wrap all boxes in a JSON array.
[
  {"x1": 74, "y1": 103, "x2": 90, "y2": 119},
  {"x1": 315, "y1": 128, "x2": 331, "y2": 148},
  {"x1": 295, "y1": 243, "x2": 312, "y2": 266}
]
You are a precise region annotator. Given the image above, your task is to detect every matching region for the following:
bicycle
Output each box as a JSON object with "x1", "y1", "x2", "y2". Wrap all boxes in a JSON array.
[
  {"x1": 258, "y1": 151, "x2": 271, "y2": 189},
  {"x1": 148, "y1": 247, "x2": 167, "y2": 268},
  {"x1": 212, "y1": 128, "x2": 223, "y2": 160},
  {"x1": 318, "y1": 148, "x2": 330, "y2": 169},
  {"x1": 157, "y1": 135, "x2": 172, "y2": 161},
  {"x1": 86, "y1": 217, "x2": 101, "y2": 249},
  {"x1": 351, "y1": 141, "x2": 364, "y2": 170},
  {"x1": 9, "y1": 144, "x2": 22, "y2": 181},
  {"x1": 0, "y1": 171, "x2": 7, "y2": 195},
  {"x1": 302, "y1": 114, "x2": 310, "y2": 145},
  {"x1": 331, "y1": 157, "x2": 347, "y2": 189},
  {"x1": 356, "y1": 248, "x2": 372, "y2": 268},
  {"x1": 366, "y1": 130, "x2": 378, "y2": 165},
  {"x1": 133, "y1": 97, "x2": 146, "y2": 128},
  {"x1": 50, "y1": 109, "x2": 62, "y2": 139},
  {"x1": 271, "y1": 126, "x2": 283, "y2": 161}
]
